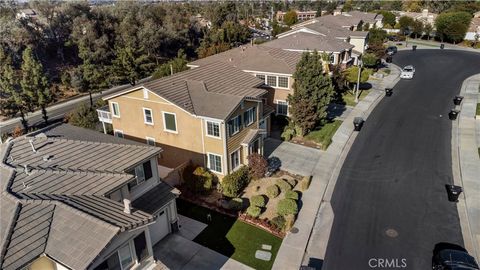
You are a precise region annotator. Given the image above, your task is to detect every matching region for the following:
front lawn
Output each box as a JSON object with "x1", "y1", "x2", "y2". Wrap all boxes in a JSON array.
[
  {"x1": 304, "y1": 120, "x2": 343, "y2": 149},
  {"x1": 177, "y1": 199, "x2": 282, "y2": 270},
  {"x1": 342, "y1": 89, "x2": 371, "y2": 107}
]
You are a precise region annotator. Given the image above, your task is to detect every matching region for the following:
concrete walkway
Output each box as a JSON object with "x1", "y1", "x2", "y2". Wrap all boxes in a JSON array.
[
  {"x1": 271, "y1": 64, "x2": 402, "y2": 270},
  {"x1": 454, "y1": 74, "x2": 480, "y2": 261},
  {"x1": 393, "y1": 39, "x2": 480, "y2": 53}
]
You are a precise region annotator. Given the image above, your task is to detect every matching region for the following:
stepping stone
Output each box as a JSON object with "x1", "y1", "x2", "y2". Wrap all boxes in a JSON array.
[
  {"x1": 262, "y1": 244, "x2": 272, "y2": 250},
  {"x1": 255, "y1": 250, "x2": 272, "y2": 261}
]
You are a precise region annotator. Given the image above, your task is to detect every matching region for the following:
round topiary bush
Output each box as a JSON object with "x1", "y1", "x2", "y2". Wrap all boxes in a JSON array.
[
  {"x1": 284, "y1": 178, "x2": 297, "y2": 188},
  {"x1": 284, "y1": 190, "x2": 299, "y2": 200},
  {"x1": 246, "y1": 206, "x2": 261, "y2": 218},
  {"x1": 277, "y1": 198, "x2": 298, "y2": 216},
  {"x1": 271, "y1": 215, "x2": 286, "y2": 230},
  {"x1": 228, "y1": 198, "x2": 244, "y2": 210},
  {"x1": 276, "y1": 179, "x2": 292, "y2": 192},
  {"x1": 250, "y1": 195, "x2": 266, "y2": 207},
  {"x1": 266, "y1": 184, "x2": 280, "y2": 198}
]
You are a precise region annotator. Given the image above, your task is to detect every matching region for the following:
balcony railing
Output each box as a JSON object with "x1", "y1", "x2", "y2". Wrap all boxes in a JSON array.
[{"x1": 97, "y1": 105, "x2": 112, "y2": 124}]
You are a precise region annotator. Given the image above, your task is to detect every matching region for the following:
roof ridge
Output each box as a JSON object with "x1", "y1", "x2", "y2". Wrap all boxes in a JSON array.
[
  {"x1": 38, "y1": 137, "x2": 160, "y2": 151},
  {"x1": 0, "y1": 199, "x2": 21, "y2": 269}
]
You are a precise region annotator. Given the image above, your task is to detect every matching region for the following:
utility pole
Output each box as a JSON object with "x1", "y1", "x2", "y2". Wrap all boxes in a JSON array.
[{"x1": 355, "y1": 60, "x2": 363, "y2": 103}]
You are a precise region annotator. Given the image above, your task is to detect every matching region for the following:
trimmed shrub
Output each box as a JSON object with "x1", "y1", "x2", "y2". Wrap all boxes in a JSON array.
[
  {"x1": 266, "y1": 184, "x2": 280, "y2": 198},
  {"x1": 284, "y1": 178, "x2": 297, "y2": 188},
  {"x1": 300, "y1": 175, "x2": 312, "y2": 191},
  {"x1": 276, "y1": 179, "x2": 292, "y2": 192},
  {"x1": 228, "y1": 198, "x2": 244, "y2": 210},
  {"x1": 271, "y1": 215, "x2": 286, "y2": 230},
  {"x1": 184, "y1": 166, "x2": 215, "y2": 194},
  {"x1": 284, "y1": 190, "x2": 299, "y2": 200},
  {"x1": 246, "y1": 206, "x2": 261, "y2": 218},
  {"x1": 277, "y1": 198, "x2": 298, "y2": 216},
  {"x1": 248, "y1": 153, "x2": 268, "y2": 179},
  {"x1": 250, "y1": 195, "x2": 266, "y2": 207},
  {"x1": 221, "y1": 166, "x2": 250, "y2": 197}
]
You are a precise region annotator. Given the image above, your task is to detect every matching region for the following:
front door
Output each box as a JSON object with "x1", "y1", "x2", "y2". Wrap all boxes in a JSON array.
[{"x1": 250, "y1": 138, "x2": 260, "y2": 155}]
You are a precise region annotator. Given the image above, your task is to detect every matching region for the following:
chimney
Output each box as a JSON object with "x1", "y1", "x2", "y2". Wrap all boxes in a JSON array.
[
  {"x1": 422, "y1": 9, "x2": 428, "y2": 17},
  {"x1": 24, "y1": 164, "x2": 30, "y2": 175},
  {"x1": 123, "y1": 198, "x2": 131, "y2": 214},
  {"x1": 29, "y1": 139, "x2": 36, "y2": 153}
]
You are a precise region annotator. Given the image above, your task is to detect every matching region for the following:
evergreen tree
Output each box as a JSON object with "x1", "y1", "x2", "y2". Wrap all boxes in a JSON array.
[
  {"x1": 112, "y1": 44, "x2": 152, "y2": 86},
  {"x1": 288, "y1": 51, "x2": 334, "y2": 136}
]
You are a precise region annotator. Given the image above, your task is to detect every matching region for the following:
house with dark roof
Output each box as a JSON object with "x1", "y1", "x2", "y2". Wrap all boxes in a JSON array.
[
  {"x1": 0, "y1": 123, "x2": 179, "y2": 270},
  {"x1": 98, "y1": 62, "x2": 272, "y2": 180}
]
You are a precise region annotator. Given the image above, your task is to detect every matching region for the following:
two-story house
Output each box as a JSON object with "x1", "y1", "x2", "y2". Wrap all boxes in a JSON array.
[
  {"x1": 0, "y1": 123, "x2": 178, "y2": 270},
  {"x1": 99, "y1": 62, "x2": 273, "y2": 179}
]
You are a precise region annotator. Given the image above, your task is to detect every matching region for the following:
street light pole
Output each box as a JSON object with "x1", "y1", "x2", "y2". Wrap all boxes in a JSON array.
[{"x1": 355, "y1": 60, "x2": 363, "y2": 103}]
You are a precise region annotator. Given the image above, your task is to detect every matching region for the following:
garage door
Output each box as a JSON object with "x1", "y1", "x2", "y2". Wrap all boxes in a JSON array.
[{"x1": 149, "y1": 211, "x2": 170, "y2": 245}]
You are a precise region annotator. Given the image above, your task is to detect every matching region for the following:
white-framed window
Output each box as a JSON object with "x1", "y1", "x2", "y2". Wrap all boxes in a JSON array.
[
  {"x1": 228, "y1": 115, "x2": 242, "y2": 136},
  {"x1": 267, "y1": 75, "x2": 277, "y2": 87},
  {"x1": 143, "y1": 108, "x2": 153, "y2": 125},
  {"x1": 276, "y1": 100, "x2": 288, "y2": 116},
  {"x1": 230, "y1": 148, "x2": 240, "y2": 171},
  {"x1": 111, "y1": 102, "x2": 120, "y2": 118},
  {"x1": 278, "y1": 76, "x2": 289, "y2": 88},
  {"x1": 128, "y1": 160, "x2": 153, "y2": 190},
  {"x1": 114, "y1": 130, "x2": 124, "y2": 138},
  {"x1": 146, "y1": 137, "x2": 155, "y2": 146},
  {"x1": 256, "y1": 74, "x2": 265, "y2": 82},
  {"x1": 162, "y1": 112, "x2": 177, "y2": 133},
  {"x1": 244, "y1": 107, "x2": 256, "y2": 127},
  {"x1": 143, "y1": 88, "x2": 149, "y2": 99},
  {"x1": 206, "y1": 121, "x2": 221, "y2": 138},
  {"x1": 208, "y1": 153, "x2": 222, "y2": 174},
  {"x1": 118, "y1": 243, "x2": 134, "y2": 270}
]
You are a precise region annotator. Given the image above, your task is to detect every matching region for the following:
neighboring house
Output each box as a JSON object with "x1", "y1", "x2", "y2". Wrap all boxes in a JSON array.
[
  {"x1": 465, "y1": 11, "x2": 480, "y2": 41},
  {"x1": 276, "y1": 10, "x2": 318, "y2": 22},
  {"x1": 0, "y1": 123, "x2": 179, "y2": 270},
  {"x1": 188, "y1": 46, "x2": 302, "y2": 118},
  {"x1": 99, "y1": 62, "x2": 272, "y2": 179},
  {"x1": 394, "y1": 9, "x2": 438, "y2": 26}
]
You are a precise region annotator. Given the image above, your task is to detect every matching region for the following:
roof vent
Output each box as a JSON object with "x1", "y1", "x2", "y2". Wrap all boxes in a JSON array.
[
  {"x1": 28, "y1": 139, "x2": 36, "y2": 153},
  {"x1": 229, "y1": 58, "x2": 233, "y2": 62},
  {"x1": 24, "y1": 164, "x2": 31, "y2": 175},
  {"x1": 43, "y1": 155, "x2": 53, "y2": 162},
  {"x1": 183, "y1": 102, "x2": 190, "y2": 108},
  {"x1": 123, "y1": 198, "x2": 131, "y2": 214},
  {"x1": 35, "y1": 133, "x2": 47, "y2": 139}
]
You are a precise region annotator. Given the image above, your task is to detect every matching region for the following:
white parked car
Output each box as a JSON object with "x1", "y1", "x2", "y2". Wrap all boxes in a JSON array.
[{"x1": 400, "y1": 65, "x2": 415, "y2": 79}]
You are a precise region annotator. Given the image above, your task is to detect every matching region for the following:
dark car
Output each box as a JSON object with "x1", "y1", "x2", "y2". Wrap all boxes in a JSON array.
[
  {"x1": 432, "y1": 247, "x2": 479, "y2": 270},
  {"x1": 386, "y1": 46, "x2": 398, "y2": 55}
]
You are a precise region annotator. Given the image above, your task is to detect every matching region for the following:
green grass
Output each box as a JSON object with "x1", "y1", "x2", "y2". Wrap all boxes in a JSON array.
[
  {"x1": 476, "y1": 103, "x2": 480, "y2": 116},
  {"x1": 342, "y1": 89, "x2": 371, "y2": 107},
  {"x1": 177, "y1": 199, "x2": 282, "y2": 270},
  {"x1": 304, "y1": 120, "x2": 343, "y2": 149}
]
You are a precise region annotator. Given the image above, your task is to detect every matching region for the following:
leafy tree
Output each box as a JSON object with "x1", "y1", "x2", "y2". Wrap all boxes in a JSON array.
[
  {"x1": 398, "y1": 16, "x2": 415, "y2": 35},
  {"x1": 247, "y1": 153, "x2": 268, "y2": 179},
  {"x1": 368, "y1": 28, "x2": 387, "y2": 45},
  {"x1": 271, "y1": 20, "x2": 290, "y2": 37},
  {"x1": 342, "y1": 0, "x2": 354, "y2": 12},
  {"x1": 362, "y1": 53, "x2": 379, "y2": 68},
  {"x1": 403, "y1": 0, "x2": 423, "y2": 12},
  {"x1": 288, "y1": 51, "x2": 334, "y2": 136},
  {"x1": 423, "y1": 23, "x2": 433, "y2": 40},
  {"x1": 152, "y1": 49, "x2": 189, "y2": 79},
  {"x1": 343, "y1": 66, "x2": 372, "y2": 88},
  {"x1": 66, "y1": 103, "x2": 99, "y2": 130},
  {"x1": 435, "y1": 11, "x2": 472, "y2": 43},
  {"x1": 378, "y1": 11, "x2": 396, "y2": 27},
  {"x1": 411, "y1": 20, "x2": 424, "y2": 39},
  {"x1": 357, "y1": 21, "x2": 364, "y2": 31},
  {"x1": 283, "y1": 10, "x2": 298, "y2": 26},
  {"x1": 363, "y1": 22, "x2": 370, "y2": 31}
]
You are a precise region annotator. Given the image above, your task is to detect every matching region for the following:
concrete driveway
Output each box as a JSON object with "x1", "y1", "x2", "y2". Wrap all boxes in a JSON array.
[{"x1": 264, "y1": 138, "x2": 322, "y2": 176}]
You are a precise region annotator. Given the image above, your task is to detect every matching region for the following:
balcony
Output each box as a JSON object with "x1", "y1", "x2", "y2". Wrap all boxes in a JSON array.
[{"x1": 97, "y1": 105, "x2": 112, "y2": 124}]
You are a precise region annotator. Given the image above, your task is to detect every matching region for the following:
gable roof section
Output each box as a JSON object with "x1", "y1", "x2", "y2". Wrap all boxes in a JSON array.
[
  {"x1": 263, "y1": 32, "x2": 354, "y2": 53},
  {"x1": 189, "y1": 46, "x2": 302, "y2": 75}
]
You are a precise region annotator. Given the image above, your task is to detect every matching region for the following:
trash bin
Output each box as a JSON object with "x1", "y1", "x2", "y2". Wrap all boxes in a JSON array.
[
  {"x1": 446, "y1": 184, "x2": 462, "y2": 202},
  {"x1": 440, "y1": 44, "x2": 445, "y2": 49},
  {"x1": 453, "y1": 96, "x2": 464, "y2": 105},
  {"x1": 412, "y1": 45, "x2": 417, "y2": 51},
  {"x1": 386, "y1": 56, "x2": 393, "y2": 63},
  {"x1": 385, "y1": 88, "x2": 393, "y2": 96},
  {"x1": 448, "y1": 110, "x2": 459, "y2": 120},
  {"x1": 353, "y1": 117, "x2": 364, "y2": 131}
]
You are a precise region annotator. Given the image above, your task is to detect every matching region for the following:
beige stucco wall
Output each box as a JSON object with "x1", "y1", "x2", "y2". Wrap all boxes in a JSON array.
[{"x1": 350, "y1": 37, "x2": 366, "y2": 54}]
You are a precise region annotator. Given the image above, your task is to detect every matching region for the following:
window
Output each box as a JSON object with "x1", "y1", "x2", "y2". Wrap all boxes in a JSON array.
[
  {"x1": 278, "y1": 77, "x2": 289, "y2": 88},
  {"x1": 256, "y1": 74, "x2": 265, "y2": 82},
  {"x1": 230, "y1": 149, "x2": 240, "y2": 171},
  {"x1": 118, "y1": 244, "x2": 133, "y2": 270},
  {"x1": 228, "y1": 115, "x2": 242, "y2": 136},
  {"x1": 114, "y1": 130, "x2": 124, "y2": 138},
  {"x1": 143, "y1": 108, "x2": 153, "y2": 125},
  {"x1": 146, "y1": 137, "x2": 155, "y2": 146},
  {"x1": 163, "y1": 112, "x2": 177, "y2": 133},
  {"x1": 206, "y1": 121, "x2": 220, "y2": 138},
  {"x1": 267, "y1": 75, "x2": 277, "y2": 87},
  {"x1": 128, "y1": 160, "x2": 153, "y2": 190},
  {"x1": 143, "y1": 88, "x2": 148, "y2": 99},
  {"x1": 111, "y1": 102, "x2": 120, "y2": 117},
  {"x1": 208, "y1": 153, "x2": 222, "y2": 174},
  {"x1": 244, "y1": 107, "x2": 256, "y2": 127},
  {"x1": 277, "y1": 101, "x2": 288, "y2": 116}
]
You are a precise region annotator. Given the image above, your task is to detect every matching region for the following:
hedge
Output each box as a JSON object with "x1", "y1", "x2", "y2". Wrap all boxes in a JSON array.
[
  {"x1": 266, "y1": 184, "x2": 280, "y2": 198},
  {"x1": 246, "y1": 206, "x2": 261, "y2": 218},
  {"x1": 276, "y1": 179, "x2": 292, "y2": 192},
  {"x1": 284, "y1": 190, "x2": 299, "y2": 200},
  {"x1": 221, "y1": 166, "x2": 250, "y2": 197},
  {"x1": 271, "y1": 215, "x2": 286, "y2": 230},
  {"x1": 183, "y1": 166, "x2": 215, "y2": 194},
  {"x1": 277, "y1": 198, "x2": 298, "y2": 216},
  {"x1": 250, "y1": 195, "x2": 266, "y2": 207}
]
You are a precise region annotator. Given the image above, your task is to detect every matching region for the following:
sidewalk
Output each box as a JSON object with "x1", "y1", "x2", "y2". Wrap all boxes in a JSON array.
[
  {"x1": 271, "y1": 64, "x2": 402, "y2": 269},
  {"x1": 393, "y1": 39, "x2": 480, "y2": 53},
  {"x1": 454, "y1": 74, "x2": 480, "y2": 261}
]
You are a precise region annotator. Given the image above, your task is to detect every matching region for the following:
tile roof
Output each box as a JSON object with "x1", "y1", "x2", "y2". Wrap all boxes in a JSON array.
[
  {"x1": 0, "y1": 124, "x2": 172, "y2": 270},
  {"x1": 189, "y1": 45, "x2": 302, "y2": 75},
  {"x1": 263, "y1": 32, "x2": 354, "y2": 53},
  {"x1": 132, "y1": 182, "x2": 177, "y2": 215}
]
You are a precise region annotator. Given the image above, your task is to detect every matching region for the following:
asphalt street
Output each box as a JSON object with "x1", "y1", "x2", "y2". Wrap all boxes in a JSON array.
[{"x1": 323, "y1": 50, "x2": 480, "y2": 269}]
